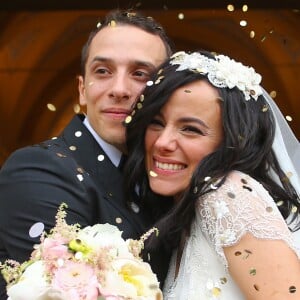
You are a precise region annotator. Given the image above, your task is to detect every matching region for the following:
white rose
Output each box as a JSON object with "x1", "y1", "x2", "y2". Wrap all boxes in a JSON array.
[
  {"x1": 7, "y1": 261, "x2": 50, "y2": 300},
  {"x1": 77, "y1": 223, "x2": 133, "y2": 258},
  {"x1": 100, "y1": 258, "x2": 162, "y2": 299}
]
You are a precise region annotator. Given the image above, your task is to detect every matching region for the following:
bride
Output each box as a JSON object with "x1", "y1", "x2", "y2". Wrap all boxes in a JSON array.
[{"x1": 124, "y1": 50, "x2": 300, "y2": 299}]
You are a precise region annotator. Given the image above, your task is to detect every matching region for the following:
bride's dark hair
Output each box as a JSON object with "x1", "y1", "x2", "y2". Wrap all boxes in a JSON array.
[{"x1": 124, "y1": 50, "x2": 300, "y2": 251}]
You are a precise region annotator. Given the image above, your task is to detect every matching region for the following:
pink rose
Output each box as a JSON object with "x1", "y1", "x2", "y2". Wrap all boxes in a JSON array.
[{"x1": 52, "y1": 260, "x2": 99, "y2": 300}]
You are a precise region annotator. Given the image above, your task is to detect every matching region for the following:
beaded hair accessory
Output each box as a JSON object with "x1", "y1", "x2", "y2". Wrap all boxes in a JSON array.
[{"x1": 170, "y1": 51, "x2": 263, "y2": 101}]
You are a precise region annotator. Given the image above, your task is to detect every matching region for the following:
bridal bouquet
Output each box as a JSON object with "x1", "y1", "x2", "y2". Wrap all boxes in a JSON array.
[{"x1": 0, "y1": 203, "x2": 162, "y2": 300}]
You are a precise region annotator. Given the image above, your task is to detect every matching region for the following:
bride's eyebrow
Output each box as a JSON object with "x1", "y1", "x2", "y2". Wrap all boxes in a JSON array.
[{"x1": 179, "y1": 117, "x2": 209, "y2": 129}]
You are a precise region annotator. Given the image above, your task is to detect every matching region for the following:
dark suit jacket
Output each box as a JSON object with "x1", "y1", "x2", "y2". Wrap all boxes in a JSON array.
[{"x1": 0, "y1": 114, "x2": 169, "y2": 299}]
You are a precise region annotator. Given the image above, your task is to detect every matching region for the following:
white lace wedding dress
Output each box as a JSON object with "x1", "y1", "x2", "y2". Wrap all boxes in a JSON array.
[{"x1": 163, "y1": 171, "x2": 300, "y2": 300}]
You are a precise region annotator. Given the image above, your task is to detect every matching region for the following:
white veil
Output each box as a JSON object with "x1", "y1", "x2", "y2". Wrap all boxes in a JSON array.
[
  {"x1": 262, "y1": 88, "x2": 300, "y2": 244},
  {"x1": 263, "y1": 88, "x2": 300, "y2": 195}
]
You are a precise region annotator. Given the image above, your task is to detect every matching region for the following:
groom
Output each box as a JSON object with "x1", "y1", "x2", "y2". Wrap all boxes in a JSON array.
[{"x1": 0, "y1": 10, "x2": 174, "y2": 299}]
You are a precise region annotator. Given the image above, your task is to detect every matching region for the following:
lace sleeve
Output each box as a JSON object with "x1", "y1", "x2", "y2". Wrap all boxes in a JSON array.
[{"x1": 198, "y1": 170, "x2": 300, "y2": 268}]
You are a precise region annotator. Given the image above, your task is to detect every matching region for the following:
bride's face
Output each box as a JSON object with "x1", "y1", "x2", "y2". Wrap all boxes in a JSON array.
[{"x1": 145, "y1": 80, "x2": 223, "y2": 199}]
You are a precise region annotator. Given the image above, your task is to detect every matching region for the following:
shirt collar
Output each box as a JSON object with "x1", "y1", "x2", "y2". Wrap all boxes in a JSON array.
[{"x1": 83, "y1": 117, "x2": 122, "y2": 167}]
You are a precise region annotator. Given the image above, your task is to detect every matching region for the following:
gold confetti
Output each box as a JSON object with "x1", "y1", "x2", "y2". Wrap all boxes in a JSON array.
[
  {"x1": 96, "y1": 22, "x2": 101, "y2": 28},
  {"x1": 115, "y1": 217, "x2": 122, "y2": 224},
  {"x1": 289, "y1": 286, "x2": 297, "y2": 293},
  {"x1": 212, "y1": 287, "x2": 221, "y2": 296},
  {"x1": 249, "y1": 268, "x2": 257, "y2": 276},
  {"x1": 137, "y1": 103, "x2": 143, "y2": 109},
  {"x1": 193, "y1": 186, "x2": 198, "y2": 194},
  {"x1": 262, "y1": 105, "x2": 268, "y2": 112},
  {"x1": 69, "y1": 146, "x2": 77, "y2": 151},
  {"x1": 88, "y1": 81, "x2": 94, "y2": 86},
  {"x1": 254, "y1": 284, "x2": 260, "y2": 291},
  {"x1": 242, "y1": 5, "x2": 248, "y2": 12},
  {"x1": 250, "y1": 31, "x2": 255, "y2": 38},
  {"x1": 291, "y1": 206, "x2": 298, "y2": 213},
  {"x1": 77, "y1": 167, "x2": 84, "y2": 174},
  {"x1": 178, "y1": 13, "x2": 185, "y2": 20},
  {"x1": 227, "y1": 4, "x2": 235, "y2": 12},
  {"x1": 146, "y1": 80, "x2": 154, "y2": 86},
  {"x1": 270, "y1": 90, "x2": 277, "y2": 98},
  {"x1": 241, "y1": 178, "x2": 247, "y2": 184},
  {"x1": 184, "y1": 89, "x2": 191, "y2": 93},
  {"x1": 261, "y1": 35, "x2": 266, "y2": 42},
  {"x1": 149, "y1": 170, "x2": 158, "y2": 177},
  {"x1": 140, "y1": 94, "x2": 145, "y2": 102},
  {"x1": 266, "y1": 206, "x2": 273, "y2": 213},
  {"x1": 157, "y1": 68, "x2": 163, "y2": 75},
  {"x1": 276, "y1": 200, "x2": 284, "y2": 207},
  {"x1": 125, "y1": 116, "x2": 132, "y2": 124},
  {"x1": 109, "y1": 20, "x2": 116, "y2": 27},
  {"x1": 220, "y1": 277, "x2": 227, "y2": 284},
  {"x1": 56, "y1": 152, "x2": 66, "y2": 158},
  {"x1": 204, "y1": 176, "x2": 211, "y2": 182},
  {"x1": 47, "y1": 103, "x2": 56, "y2": 112},
  {"x1": 235, "y1": 251, "x2": 242, "y2": 256},
  {"x1": 73, "y1": 104, "x2": 81, "y2": 113},
  {"x1": 227, "y1": 192, "x2": 235, "y2": 199},
  {"x1": 286, "y1": 115, "x2": 293, "y2": 122}
]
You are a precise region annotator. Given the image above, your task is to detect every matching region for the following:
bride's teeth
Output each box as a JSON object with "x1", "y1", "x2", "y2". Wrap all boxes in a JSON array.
[
  {"x1": 149, "y1": 170, "x2": 158, "y2": 177},
  {"x1": 155, "y1": 161, "x2": 184, "y2": 170}
]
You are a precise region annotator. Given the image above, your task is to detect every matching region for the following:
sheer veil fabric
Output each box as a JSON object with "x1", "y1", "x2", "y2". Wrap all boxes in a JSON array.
[{"x1": 262, "y1": 89, "x2": 300, "y2": 244}]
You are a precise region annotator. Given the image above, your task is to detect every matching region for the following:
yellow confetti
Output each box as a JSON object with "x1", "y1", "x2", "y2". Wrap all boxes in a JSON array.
[
  {"x1": 227, "y1": 4, "x2": 235, "y2": 12},
  {"x1": 47, "y1": 103, "x2": 56, "y2": 112},
  {"x1": 212, "y1": 287, "x2": 221, "y2": 296},
  {"x1": 250, "y1": 31, "x2": 255, "y2": 38},
  {"x1": 242, "y1": 5, "x2": 248, "y2": 12},
  {"x1": 149, "y1": 170, "x2": 158, "y2": 177},
  {"x1": 73, "y1": 104, "x2": 81, "y2": 113},
  {"x1": 249, "y1": 268, "x2": 257, "y2": 276},
  {"x1": 292, "y1": 206, "x2": 298, "y2": 213},
  {"x1": 270, "y1": 90, "x2": 277, "y2": 98},
  {"x1": 262, "y1": 105, "x2": 268, "y2": 112},
  {"x1": 178, "y1": 13, "x2": 184, "y2": 20},
  {"x1": 125, "y1": 116, "x2": 132, "y2": 124},
  {"x1": 109, "y1": 20, "x2": 116, "y2": 27}
]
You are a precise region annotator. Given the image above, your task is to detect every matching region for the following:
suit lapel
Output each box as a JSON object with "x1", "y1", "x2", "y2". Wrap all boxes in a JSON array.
[{"x1": 60, "y1": 115, "x2": 148, "y2": 234}]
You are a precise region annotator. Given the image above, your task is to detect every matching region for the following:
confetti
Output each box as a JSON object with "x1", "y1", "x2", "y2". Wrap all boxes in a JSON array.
[
  {"x1": 47, "y1": 103, "x2": 56, "y2": 112},
  {"x1": 149, "y1": 170, "x2": 158, "y2": 177},
  {"x1": 249, "y1": 268, "x2": 256, "y2": 276},
  {"x1": 125, "y1": 116, "x2": 132, "y2": 124},
  {"x1": 227, "y1": 4, "x2": 235, "y2": 12},
  {"x1": 178, "y1": 13, "x2": 185, "y2": 20}
]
